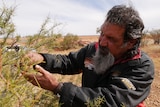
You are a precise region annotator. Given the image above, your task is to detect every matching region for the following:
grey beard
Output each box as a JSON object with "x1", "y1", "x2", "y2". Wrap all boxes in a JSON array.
[{"x1": 93, "y1": 48, "x2": 115, "y2": 74}]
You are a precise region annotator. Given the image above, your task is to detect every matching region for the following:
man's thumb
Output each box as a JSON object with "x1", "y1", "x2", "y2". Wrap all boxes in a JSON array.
[{"x1": 35, "y1": 65, "x2": 46, "y2": 75}]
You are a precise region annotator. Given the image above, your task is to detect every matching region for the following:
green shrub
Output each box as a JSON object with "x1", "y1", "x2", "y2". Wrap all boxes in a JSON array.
[
  {"x1": 60, "y1": 33, "x2": 79, "y2": 50},
  {"x1": 0, "y1": 3, "x2": 60, "y2": 107}
]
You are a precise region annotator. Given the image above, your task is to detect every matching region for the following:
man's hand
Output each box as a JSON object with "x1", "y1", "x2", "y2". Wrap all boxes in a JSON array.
[
  {"x1": 22, "y1": 52, "x2": 44, "y2": 66},
  {"x1": 23, "y1": 65, "x2": 59, "y2": 91},
  {"x1": 20, "y1": 52, "x2": 44, "y2": 71}
]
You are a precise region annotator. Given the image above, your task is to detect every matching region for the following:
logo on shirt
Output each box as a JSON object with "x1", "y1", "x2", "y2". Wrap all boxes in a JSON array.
[{"x1": 84, "y1": 58, "x2": 94, "y2": 70}]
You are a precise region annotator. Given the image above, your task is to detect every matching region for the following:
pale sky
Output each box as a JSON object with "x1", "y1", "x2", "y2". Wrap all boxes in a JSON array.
[{"x1": 1, "y1": 0, "x2": 160, "y2": 36}]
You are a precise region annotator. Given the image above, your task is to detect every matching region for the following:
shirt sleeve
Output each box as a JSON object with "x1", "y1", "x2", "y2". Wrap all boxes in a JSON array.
[{"x1": 38, "y1": 43, "x2": 95, "y2": 74}]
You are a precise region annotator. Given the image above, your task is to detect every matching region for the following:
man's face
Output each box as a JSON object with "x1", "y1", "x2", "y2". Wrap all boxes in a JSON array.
[
  {"x1": 99, "y1": 22, "x2": 129, "y2": 60},
  {"x1": 93, "y1": 22, "x2": 135, "y2": 74}
]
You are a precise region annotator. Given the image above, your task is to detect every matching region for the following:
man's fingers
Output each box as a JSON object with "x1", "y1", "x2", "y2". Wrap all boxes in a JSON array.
[
  {"x1": 35, "y1": 65, "x2": 47, "y2": 76},
  {"x1": 23, "y1": 73, "x2": 39, "y2": 86},
  {"x1": 22, "y1": 65, "x2": 46, "y2": 81},
  {"x1": 23, "y1": 73, "x2": 34, "y2": 80}
]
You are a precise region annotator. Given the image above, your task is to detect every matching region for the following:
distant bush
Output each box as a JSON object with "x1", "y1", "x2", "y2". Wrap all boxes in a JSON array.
[
  {"x1": 150, "y1": 29, "x2": 160, "y2": 44},
  {"x1": 141, "y1": 32, "x2": 150, "y2": 47},
  {"x1": 60, "y1": 33, "x2": 79, "y2": 50}
]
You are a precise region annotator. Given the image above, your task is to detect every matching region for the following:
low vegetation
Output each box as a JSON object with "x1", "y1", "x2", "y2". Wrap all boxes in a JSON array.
[{"x1": 0, "y1": 2, "x2": 160, "y2": 107}]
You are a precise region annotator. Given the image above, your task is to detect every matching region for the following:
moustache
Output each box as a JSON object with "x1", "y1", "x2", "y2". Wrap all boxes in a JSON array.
[{"x1": 99, "y1": 45, "x2": 110, "y2": 55}]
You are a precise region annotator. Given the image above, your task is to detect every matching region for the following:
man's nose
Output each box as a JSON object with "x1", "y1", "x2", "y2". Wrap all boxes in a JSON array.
[{"x1": 99, "y1": 36, "x2": 108, "y2": 47}]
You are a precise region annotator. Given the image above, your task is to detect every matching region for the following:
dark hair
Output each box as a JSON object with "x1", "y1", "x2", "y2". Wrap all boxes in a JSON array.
[
  {"x1": 105, "y1": 5, "x2": 144, "y2": 58},
  {"x1": 106, "y1": 5, "x2": 144, "y2": 41}
]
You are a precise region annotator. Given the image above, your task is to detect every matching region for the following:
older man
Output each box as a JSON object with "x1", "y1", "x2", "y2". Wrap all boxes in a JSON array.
[{"x1": 23, "y1": 5, "x2": 154, "y2": 107}]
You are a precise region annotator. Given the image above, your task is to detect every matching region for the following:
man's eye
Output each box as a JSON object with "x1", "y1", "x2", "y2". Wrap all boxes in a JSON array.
[
  {"x1": 108, "y1": 37, "x2": 114, "y2": 41},
  {"x1": 100, "y1": 32, "x2": 103, "y2": 36}
]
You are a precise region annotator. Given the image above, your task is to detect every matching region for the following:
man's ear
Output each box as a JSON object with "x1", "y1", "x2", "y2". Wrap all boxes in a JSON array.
[{"x1": 128, "y1": 39, "x2": 137, "y2": 48}]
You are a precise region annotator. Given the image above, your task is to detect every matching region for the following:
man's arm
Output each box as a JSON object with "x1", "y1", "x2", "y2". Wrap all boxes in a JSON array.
[
  {"x1": 24, "y1": 52, "x2": 154, "y2": 107},
  {"x1": 38, "y1": 43, "x2": 96, "y2": 74},
  {"x1": 57, "y1": 54, "x2": 154, "y2": 107}
]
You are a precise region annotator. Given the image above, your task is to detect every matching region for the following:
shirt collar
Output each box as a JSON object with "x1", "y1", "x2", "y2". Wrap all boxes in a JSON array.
[{"x1": 114, "y1": 49, "x2": 141, "y2": 64}]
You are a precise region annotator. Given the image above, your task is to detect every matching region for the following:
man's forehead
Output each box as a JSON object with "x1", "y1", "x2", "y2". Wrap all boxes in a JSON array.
[
  {"x1": 101, "y1": 22, "x2": 125, "y2": 35},
  {"x1": 101, "y1": 22, "x2": 125, "y2": 29}
]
